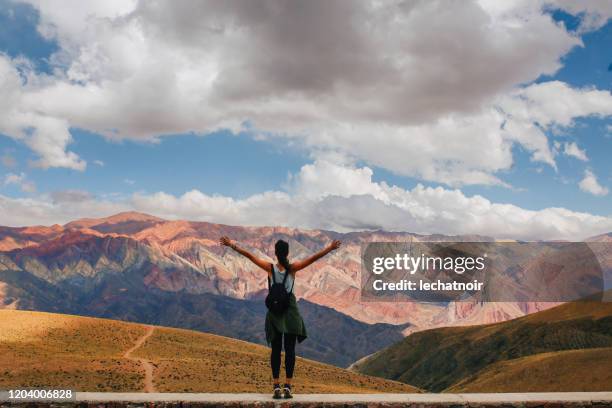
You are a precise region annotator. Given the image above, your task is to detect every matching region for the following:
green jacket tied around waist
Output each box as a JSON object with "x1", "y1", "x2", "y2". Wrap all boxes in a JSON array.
[{"x1": 265, "y1": 293, "x2": 307, "y2": 345}]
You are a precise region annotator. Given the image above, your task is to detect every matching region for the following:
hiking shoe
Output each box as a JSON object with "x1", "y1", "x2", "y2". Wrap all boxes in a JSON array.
[
  {"x1": 283, "y1": 384, "x2": 293, "y2": 399},
  {"x1": 272, "y1": 385, "x2": 282, "y2": 399}
]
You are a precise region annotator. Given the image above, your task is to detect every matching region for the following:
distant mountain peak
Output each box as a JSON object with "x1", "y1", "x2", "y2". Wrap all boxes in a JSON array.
[{"x1": 65, "y1": 211, "x2": 165, "y2": 229}]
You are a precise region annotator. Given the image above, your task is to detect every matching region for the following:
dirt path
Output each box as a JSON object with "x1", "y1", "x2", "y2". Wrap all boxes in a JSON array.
[{"x1": 123, "y1": 326, "x2": 156, "y2": 393}]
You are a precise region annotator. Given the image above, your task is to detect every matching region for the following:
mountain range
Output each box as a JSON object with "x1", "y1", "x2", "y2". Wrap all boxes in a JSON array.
[{"x1": 0, "y1": 211, "x2": 609, "y2": 367}]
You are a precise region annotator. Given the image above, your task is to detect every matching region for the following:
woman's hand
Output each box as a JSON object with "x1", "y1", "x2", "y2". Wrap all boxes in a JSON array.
[
  {"x1": 220, "y1": 236, "x2": 236, "y2": 249},
  {"x1": 292, "y1": 239, "x2": 343, "y2": 273},
  {"x1": 328, "y1": 240, "x2": 342, "y2": 251}
]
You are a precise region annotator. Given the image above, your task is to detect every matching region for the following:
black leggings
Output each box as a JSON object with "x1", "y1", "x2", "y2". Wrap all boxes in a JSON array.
[{"x1": 270, "y1": 333, "x2": 297, "y2": 379}]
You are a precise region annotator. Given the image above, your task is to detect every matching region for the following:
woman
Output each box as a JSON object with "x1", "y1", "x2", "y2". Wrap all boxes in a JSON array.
[{"x1": 220, "y1": 236, "x2": 341, "y2": 399}]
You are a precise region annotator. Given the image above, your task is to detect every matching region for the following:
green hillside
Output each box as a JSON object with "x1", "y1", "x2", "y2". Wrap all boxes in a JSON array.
[{"x1": 353, "y1": 299, "x2": 612, "y2": 392}]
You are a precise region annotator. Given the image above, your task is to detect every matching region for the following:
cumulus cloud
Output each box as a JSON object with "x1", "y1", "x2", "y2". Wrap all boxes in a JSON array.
[
  {"x1": 0, "y1": 160, "x2": 610, "y2": 240},
  {"x1": 499, "y1": 81, "x2": 612, "y2": 128},
  {"x1": 1, "y1": 0, "x2": 611, "y2": 186},
  {"x1": 0, "y1": 56, "x2": 86, "y2": 170},
  {"x1": 579, "y1": 169, "x2": 609, "y2": 196}
]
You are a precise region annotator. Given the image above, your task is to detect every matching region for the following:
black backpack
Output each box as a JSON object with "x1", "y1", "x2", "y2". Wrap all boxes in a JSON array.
[{"x1": 265, "y1": 264, "x2": 293, "y2": 314}]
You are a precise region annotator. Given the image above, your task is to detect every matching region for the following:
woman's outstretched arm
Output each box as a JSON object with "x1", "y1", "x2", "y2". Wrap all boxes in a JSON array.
[
  {"x1": 291, "y1": 240, "x2": 341, "y2": 273},
  {"x1": 220, "y1": 236, "x2": 272, "y2": 274}
]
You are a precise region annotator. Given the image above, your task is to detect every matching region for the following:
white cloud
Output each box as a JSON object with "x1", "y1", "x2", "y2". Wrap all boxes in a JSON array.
[
  {"x1": 0, "y1": 160, "x2": 610, "y2": 240},
  {"x1": 0, "y1": 56, "x2": 86, "y2": 170},
  {"x1": 579, "y1": 169, "x2": 609, "y2": 196},
  {"x1": 562, "y1": 141, "x2": 588, "y2": 161},
  {"x1": 123, "y1": 178, "x2": 135, "y2": 185},
  {"x1": 1, "y1": 1, "x2": 609, "y2": 240},
  {"x1": 499, "y1": 81, "x2": 612, "y2": 128},
  {"x1": 481, "y1": 1, "x2": 612, "y2": 32},
  {"x1": 494, "y1": 80, "x2": 612, "y2": 169},
  {"x1": 2, "y1": 0, "x2": 611, "y2": 186},
  {"x1": 547, "y1": 0, "x2": 612, "y2": 31},
  {"x1": 3, "y1": 172, "x2": 36, "y2": 193},
  {"x1": 0, "y1": 191, "x2": 127, "y2": 227},
  {"x1": 294, "y1": 81, "x2": 612, "y2": 185},
  {"x1": 4, "y1": 172, "x2": 26, "y2": 185},
  {"x1": 93, "y1": 159, "x2": 105, "y2": 167}
]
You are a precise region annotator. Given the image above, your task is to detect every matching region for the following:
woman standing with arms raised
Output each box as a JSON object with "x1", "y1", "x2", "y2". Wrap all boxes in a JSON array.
[{"x1": 220, "y1": 236, "x2": 341, "y2": 399}]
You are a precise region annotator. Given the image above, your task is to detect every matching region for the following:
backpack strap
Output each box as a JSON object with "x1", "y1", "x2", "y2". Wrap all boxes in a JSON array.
[
  {"x1": 268, "y1": 263, "x2": 276, "y2": 289},
  {"x1": 269, "y1": 263, "x2": 294, "y2": 293},
  {"x1": 281, "y1": 265, "x2": 295, "y2": 294},
  {"x1": 288, "y1": 274, "x2": 295, "y2": 294}
]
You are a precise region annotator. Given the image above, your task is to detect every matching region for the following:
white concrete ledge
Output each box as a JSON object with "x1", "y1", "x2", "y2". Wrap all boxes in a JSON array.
[
  {"x1": 2, "y1": 392, "x2": 611, "y2": 407},
  {"x1": 74, "y1": 391, "x2": 612, "y2": 403}
]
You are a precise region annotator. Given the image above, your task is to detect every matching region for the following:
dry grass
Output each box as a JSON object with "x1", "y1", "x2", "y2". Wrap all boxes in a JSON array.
[
  {"x1": 523, "y1": 299, "x2": 612, "y2": 323},
  {"x1": 355, "y1": 297, "x2": 612, "y2": 392},
  {"x1": 134, "y1": 326, "x2": 419, "y2": 393},
  {"x1": 0, "y1": 310, "x2": 144, "y2": 391},
  {"x1": 446, "y1": 347, "x2": 612, "y2": 393},
  {"x1": 0, "y1": 310, "x2": 419, "y2": 393}
]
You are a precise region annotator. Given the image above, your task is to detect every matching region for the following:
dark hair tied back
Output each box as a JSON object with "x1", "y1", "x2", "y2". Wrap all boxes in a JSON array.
[{"x1": 274, "y1": 239, "x2": 291, "y2": 273}]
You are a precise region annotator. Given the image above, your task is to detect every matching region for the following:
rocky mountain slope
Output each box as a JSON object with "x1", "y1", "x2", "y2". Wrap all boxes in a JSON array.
[
  {"x1": 0, "y1": 211, "x2": 560, "y2": 332},
  {"x1": 3, "y1": 212, "x2": 607, "y2": 368}
]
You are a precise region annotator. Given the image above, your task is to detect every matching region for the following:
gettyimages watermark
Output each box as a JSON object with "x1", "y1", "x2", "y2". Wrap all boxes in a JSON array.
[{"x1": 361, "y1": 241, "x2": 611, "y2": 302}]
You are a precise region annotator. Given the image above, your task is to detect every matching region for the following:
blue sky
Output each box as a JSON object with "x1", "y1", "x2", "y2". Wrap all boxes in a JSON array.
[{"x1": 0, "y1": 1, "x2": 610, "y2": 240}]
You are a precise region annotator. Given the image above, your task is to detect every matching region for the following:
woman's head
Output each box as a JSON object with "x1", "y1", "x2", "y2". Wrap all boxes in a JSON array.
[{"x1": 275, "y1": 239, "x2": 290, "y2": 272}]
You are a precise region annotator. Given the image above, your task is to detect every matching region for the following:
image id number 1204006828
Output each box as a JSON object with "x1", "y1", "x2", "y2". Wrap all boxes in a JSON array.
[{"x1": 3, "y1": 389, "x2": 75, "y2": 401}]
